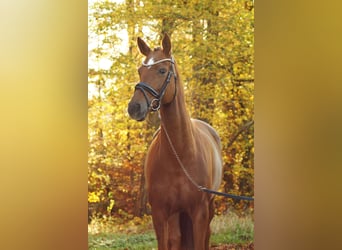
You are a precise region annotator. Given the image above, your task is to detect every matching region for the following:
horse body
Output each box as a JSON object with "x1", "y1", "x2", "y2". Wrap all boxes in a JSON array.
[
  {"x1": 128, "y1": 34, "x2": 222, "y2": 250},
  {"x1": 146, "y1": 118, "x2": 221, "y2": 249}
]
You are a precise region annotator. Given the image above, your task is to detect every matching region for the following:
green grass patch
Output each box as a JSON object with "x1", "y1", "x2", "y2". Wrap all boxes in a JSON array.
[
  {"x1": 88, "y1": 212, "x2": 253, "y2": 249},
  {"x1": 210, "y1": 211, "x2": 254, "y2": 245},
  {"x1": 88, "y1": 232, "x2": 156, "y2": 250}
]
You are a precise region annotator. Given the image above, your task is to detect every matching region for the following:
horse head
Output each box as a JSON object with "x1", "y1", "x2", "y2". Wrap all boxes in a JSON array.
[{"x1": 128, "y1": 34, "x2": 177, "y2": 121}]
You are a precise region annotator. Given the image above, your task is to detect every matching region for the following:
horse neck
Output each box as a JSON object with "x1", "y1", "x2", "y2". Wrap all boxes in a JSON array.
[{"x1": 159, "y1": 78, "x2": 195, "y2": 154}]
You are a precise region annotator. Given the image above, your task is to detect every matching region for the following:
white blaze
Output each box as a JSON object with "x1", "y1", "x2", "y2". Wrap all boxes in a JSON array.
[{"x1": 146, "y1": 57, "x2": 154, "y2": 68}]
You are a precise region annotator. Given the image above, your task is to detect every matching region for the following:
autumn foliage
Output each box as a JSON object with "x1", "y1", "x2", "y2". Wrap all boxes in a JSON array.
[{"x1": 88, "y1": 0, "x2": 254, "y2": 221}]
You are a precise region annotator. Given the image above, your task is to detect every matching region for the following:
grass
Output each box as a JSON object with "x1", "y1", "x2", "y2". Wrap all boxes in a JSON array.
[
  {"x1": 88, "y1": 233, "x2": 156, "y2": 250},
  {"x1": 210, "y1": 212, "x2": 254, "y2": 245},
  {"x1": 88, "y1": 212, "x2": 253, "y2": 249}
]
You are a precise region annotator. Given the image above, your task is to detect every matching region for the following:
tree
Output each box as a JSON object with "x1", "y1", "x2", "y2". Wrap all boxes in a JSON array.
[{"x1": 88, "y1": 0, "x2": 254, "y2": 220}]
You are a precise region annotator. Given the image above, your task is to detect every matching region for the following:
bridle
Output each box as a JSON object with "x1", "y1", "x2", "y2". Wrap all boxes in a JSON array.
[{"x1": 134, "y1": 56, "x2": 177, "y2": 111}]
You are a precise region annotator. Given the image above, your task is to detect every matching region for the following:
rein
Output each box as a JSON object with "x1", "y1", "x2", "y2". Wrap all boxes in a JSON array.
[
  {"x1": 160, "y1": 117, "x2": 254, "y2": 202},
  {"x1": 135, "y1": 57, "x2": 177, "y2": 111}
]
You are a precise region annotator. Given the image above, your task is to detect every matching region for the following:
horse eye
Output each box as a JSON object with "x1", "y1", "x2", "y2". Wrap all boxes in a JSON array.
[{"x1": 158, "y1": 68, "x2": 167, "y2": 74}]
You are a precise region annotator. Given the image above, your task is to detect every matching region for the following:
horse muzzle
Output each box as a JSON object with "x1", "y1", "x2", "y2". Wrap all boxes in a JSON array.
[{"x1": 128, "y1": 101, "x2": 148, "y2": 121}]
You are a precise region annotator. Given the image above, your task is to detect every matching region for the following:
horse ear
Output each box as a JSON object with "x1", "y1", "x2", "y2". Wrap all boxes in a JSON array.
[
  {"x1": 162, "y1": 33, "x2": 171, "y2": 57},
  {"x1": 137, "y1": 37, "x2": 151, "y2": 56}
]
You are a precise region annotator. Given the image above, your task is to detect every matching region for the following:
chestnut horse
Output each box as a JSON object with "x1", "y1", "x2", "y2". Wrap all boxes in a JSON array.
[{"x1": 128, "y1": 34, "x2": 222, "y2": 250}]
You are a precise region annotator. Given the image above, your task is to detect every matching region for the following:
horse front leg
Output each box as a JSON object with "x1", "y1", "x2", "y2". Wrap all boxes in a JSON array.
[
  {"x1": 191, "y1": 203, "x2": 210, "y2": 250},
  {"x1": 151, "y1": 208, "x2": 168, "y2": 250},
  {"x1": 168, "y1": 213, "x2": 181, "y2": 250}
]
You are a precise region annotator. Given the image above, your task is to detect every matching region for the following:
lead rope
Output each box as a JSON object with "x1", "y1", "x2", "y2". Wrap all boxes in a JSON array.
[{"x1": 158, "y1": 112, "x2": 254, "y2": 201}]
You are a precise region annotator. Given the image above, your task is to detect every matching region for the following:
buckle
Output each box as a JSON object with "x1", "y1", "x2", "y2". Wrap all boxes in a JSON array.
[{"x1": 150, "y1": 99, "x2": 161, "y2": 111}]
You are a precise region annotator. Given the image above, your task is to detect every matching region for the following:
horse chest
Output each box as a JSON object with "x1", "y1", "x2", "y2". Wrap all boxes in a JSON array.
[
  {"x1": 147, "y1": 174, "x2": 200, "y2": 211},
  {"x1": 146, "y1": 154, "x2": 206, "y2": 207}
]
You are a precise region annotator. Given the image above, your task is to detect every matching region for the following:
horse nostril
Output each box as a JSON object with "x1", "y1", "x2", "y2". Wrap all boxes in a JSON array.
[{"x1": 128, "y1": 102, "x2": 141, "y2": 115}]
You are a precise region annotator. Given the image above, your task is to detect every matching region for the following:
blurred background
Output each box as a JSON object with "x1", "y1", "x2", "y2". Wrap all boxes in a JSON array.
[
  {"x1": 1, "y1": 0, "x2": 341, "y2": 249},
  {"x1": 88, "y1": 0, "x2": 254, "y2": 224}
]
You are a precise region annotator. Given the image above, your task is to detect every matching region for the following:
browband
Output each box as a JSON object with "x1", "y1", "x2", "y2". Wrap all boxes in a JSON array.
[{"x1": 142, "y1": 58, "x2": 174, "y2": 67}]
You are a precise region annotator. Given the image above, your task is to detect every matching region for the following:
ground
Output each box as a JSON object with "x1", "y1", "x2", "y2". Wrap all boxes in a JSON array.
[{"x1": 210, "y1": 242, "x2": 254, "y2": 250}]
